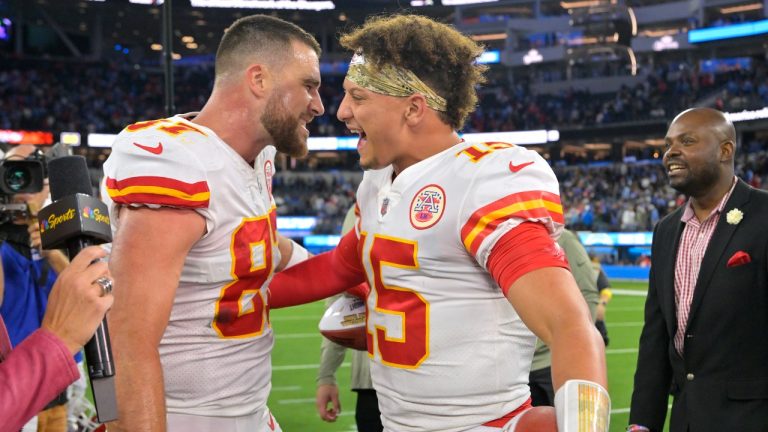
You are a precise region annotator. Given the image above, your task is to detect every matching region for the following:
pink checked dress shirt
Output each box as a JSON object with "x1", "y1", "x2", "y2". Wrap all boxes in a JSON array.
[{"x1": 673, "y1": 177, "x2": 737, "y2": 354}]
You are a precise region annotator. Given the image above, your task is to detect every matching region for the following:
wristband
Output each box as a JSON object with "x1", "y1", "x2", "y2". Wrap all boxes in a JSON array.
[
  {"x1": 555, "y1": 379, "x2": 610, "y2": 432},
  {"x1": 285, "y1": 240, "x2": 310, "y2": 269}
]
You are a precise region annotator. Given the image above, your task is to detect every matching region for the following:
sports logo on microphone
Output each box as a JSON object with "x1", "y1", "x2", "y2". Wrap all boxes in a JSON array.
[
  {"x1": 40, "y1": 208, "x2": 76, "y2": 233},
  {"x1": 82, "y1": 206, "x2": 111, "y2": 225}
]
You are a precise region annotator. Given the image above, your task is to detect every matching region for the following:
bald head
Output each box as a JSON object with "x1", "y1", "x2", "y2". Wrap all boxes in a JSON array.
[{"x1": 671, "y1": 108, "x2": 736, "y2": 148}]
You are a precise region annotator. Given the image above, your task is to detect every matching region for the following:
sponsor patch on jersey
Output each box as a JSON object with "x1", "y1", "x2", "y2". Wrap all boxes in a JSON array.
[
  {"x1": 409, "y1": 184, "x2": 446, "y2": 230},
  {"x1": 264, "y1": 160, "x2": 273, "y2": 196}
]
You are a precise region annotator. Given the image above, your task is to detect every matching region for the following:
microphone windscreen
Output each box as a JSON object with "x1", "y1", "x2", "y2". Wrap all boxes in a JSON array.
[{"x1": 48, "y1": 156, "x2": 93, "y2": 200}]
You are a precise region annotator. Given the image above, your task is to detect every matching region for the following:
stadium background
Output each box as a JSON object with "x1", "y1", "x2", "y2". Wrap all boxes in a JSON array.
[{"x1": 1, "y1": 0, "x2": 767, "y2": 430}]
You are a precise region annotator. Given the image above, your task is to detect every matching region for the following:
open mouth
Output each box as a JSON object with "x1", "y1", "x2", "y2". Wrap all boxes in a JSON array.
[
  {"x1": 667, "y1": 163, "x2": 686, "y2": 176},
  {"x1": 351, "y1": 129, "x2": 367, "y2": 150}
]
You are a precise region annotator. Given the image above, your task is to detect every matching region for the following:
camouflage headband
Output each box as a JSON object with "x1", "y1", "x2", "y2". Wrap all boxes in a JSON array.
[{"x1": 345, "y1": 52, "x2": 447, "y2": 112}]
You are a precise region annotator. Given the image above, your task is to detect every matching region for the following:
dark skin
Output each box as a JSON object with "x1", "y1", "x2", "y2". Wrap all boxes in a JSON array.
[{"x1": 663, "y1": 108, "x2": 736, "y2": 222}]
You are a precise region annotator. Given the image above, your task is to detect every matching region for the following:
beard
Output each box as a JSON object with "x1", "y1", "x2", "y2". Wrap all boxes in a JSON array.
[
  {"x1": 670, "y1": 161, "x2": 721, "y2": 197},
  {"x1": 261, "y1": 91, "x2": 308, "y2": 158}
]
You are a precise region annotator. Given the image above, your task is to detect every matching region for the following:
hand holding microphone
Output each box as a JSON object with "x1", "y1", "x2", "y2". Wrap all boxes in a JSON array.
[
  {"x1": 38, "y1": 155, "x2": 118, "y2": 422},
  {"x1": 41, "y1": 246, "x2": 114, "y2": 355}
]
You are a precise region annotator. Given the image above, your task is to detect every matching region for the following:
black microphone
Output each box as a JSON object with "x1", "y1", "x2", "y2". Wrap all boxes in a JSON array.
[{"x1": 38, "y1": 155, "x2": 118, "y2": 422}]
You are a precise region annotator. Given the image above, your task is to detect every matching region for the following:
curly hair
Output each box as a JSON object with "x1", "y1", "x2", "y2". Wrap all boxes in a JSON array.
[{"x1": 340, "y1": 14, "x2": 487, "y2": 130}]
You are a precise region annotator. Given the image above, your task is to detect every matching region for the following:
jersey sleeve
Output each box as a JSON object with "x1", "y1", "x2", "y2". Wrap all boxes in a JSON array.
[
  {"x1": 458, "y1": 145, "x2": 564, "y2": 270},
  {"x1": 103, "y1": 121, "x2": 211, "y2": 211}
]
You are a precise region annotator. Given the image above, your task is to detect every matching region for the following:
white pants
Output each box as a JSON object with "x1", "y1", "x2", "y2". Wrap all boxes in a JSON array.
[{"x1": 167, "y1": 407, "x2": 281, "y2": 432}]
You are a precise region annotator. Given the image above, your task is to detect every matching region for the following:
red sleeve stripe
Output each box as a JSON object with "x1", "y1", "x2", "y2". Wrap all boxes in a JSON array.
[
  {"x1": 105, "y1": 176, "x2": 210, "y2": 208},
  {"x1": 461, "y1": 191, "x2": 563, "y2": 255}
]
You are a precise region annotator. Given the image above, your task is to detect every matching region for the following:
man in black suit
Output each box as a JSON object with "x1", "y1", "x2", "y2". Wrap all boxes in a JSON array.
[{"x1": 628, "y1": 108, "x2": 768, "y2": 432}]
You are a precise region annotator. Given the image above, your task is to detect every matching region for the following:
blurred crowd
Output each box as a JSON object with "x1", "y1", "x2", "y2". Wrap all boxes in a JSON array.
[
  {"x1": 278, "y1": 144, "x2": 767, "y2": 235},
  {"x1": 1, "y1": 57, "x2": 767, "y2": 235},
  {"x1": 1, "y1": 58, "x2": 766, "y2": 137}
]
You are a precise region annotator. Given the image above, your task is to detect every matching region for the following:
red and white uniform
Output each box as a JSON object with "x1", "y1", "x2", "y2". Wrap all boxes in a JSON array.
[
  {"x1": 355, "y1": 141, "x2": 564, "y2": 432},
  {"x1": 103, "y1": 116, "x2": 280, "y2": 418}
]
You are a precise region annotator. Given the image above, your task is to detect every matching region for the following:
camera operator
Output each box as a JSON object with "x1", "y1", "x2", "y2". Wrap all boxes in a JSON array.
[{"x1": 0, "y1": 144, "x2": 78, "y2": 432}]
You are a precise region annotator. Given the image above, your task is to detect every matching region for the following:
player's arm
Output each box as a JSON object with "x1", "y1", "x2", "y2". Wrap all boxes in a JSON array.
[
  {"x1": 487, "y1": 223, "x2": 608, "y2": 429},
  {"x1": 269, "y1": 230, "x2": 367, "y2": 309},
  {"x1": 107, "y1": 206, "x2": 206, "y2": 432},
  {"x1": 275, "y1": 233, "x2": 311, "y2": 272}
]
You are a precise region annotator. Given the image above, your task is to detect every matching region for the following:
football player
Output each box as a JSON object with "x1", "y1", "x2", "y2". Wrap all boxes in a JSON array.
[
  {"x1": 103, "y1": 15, "x2": 322, "y2": 432},
  {"x1": 269, "y1": 14, "x2": 609, "y2": 432}
]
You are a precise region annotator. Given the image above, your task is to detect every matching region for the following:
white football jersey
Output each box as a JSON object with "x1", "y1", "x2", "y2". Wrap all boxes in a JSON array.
[
  {"x1": 103, "y1": 115, "x2": 279, "y2": 417},
  {"x1": 355, "y1": 140, "x2": 564, "y2": 432}
]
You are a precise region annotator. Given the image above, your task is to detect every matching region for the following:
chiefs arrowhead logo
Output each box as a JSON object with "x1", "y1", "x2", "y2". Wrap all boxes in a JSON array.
[
  {"x1": 509, "y1": 160, "x2": 534, "y2": 173},
  {"x1": 133, "y1": 142, "x2": 163, "y2": 155}
]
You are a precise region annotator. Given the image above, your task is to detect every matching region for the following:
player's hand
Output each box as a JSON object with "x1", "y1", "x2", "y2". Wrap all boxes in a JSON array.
[
  {"x1": 41, "y1": 246, "x2": 113, "y2": 355},
  {"x1": 316, "y1": 384, "x2": 341, "y2": 422}
]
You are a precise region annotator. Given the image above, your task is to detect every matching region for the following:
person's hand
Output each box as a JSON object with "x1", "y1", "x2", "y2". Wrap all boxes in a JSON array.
[
  {"x1": 27, "y1": 218, "x2": 42, "y2": 250},
  {"x1": 596, "y1": 302, "x2": 606, "y2": 321},
  {"x1": 315, "y1": 384, "x2": 341, "y2": 422},
  {"x1": 28, "y1": 220, "x2": 70, "y2": 272},
  {"x1": 41, "y1": 246, "x2": 113, "y2": 355}
]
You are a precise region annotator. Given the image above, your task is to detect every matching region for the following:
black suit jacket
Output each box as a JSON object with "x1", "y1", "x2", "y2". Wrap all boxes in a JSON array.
[{"x1": 630, "y1": 180, "x2": 768, "y2": 432}]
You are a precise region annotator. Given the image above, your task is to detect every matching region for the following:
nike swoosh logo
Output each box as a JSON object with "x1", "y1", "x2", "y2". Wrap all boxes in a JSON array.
[
  {"x1": 509, "y1": 160, "x2": 534, "y2": 173},
  {"x1": 133, "y1": 142, "x2": 163, "y2": 155}
]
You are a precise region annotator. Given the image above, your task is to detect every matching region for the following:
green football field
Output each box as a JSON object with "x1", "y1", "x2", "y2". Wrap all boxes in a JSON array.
[{"x1": 268, "y1": 280, "x2": 661, "y2": 432}]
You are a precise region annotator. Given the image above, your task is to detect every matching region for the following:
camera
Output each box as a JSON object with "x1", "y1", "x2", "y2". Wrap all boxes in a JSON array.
[
  {"x1": 0, "y1": 143, "x2": 70, "y2": 223},
  {"x1": 0, "y1": 156, "x2": 45, "y2": 195}
]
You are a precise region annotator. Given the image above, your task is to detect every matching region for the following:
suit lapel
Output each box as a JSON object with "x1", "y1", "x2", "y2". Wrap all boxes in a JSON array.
[{"x1": 686, "y1": 180, "x2": 752, "y2": 331}]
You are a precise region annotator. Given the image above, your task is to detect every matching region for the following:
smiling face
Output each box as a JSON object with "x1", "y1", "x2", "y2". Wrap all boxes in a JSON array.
[
  {"x1": 262, "y1": 40, "x2": 324, "y2": 158},
  {"x1": 337, "y1": 79, "x2": 413, "y2": 170},
  {"x1": 662, "y1": 110, "x2": 731, "y2": 197}
]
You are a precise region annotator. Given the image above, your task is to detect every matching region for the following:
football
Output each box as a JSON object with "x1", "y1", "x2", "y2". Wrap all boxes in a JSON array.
[
  {"x1": 509, "y1": 406, "x2": 557, "y2": 432},
  {"x1": 318, "y1": 295, "x2": 367, "y2": 350}
]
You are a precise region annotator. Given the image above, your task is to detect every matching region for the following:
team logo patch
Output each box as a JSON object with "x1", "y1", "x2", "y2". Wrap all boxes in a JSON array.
[
  {"x1": 264, "y1": 160, "x2": 273, "y2": 196},
  {"x1": 409, "y1": 184, "x2": 446, "y2": 230}
]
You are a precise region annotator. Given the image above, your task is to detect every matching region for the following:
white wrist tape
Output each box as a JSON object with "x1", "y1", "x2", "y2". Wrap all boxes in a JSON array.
[
  {"x1": 284, "y1": 240, "x2": 310, "y2": 269},
  {"x1": 554, "y1": 379, "x2": 610, "y2": 432}
]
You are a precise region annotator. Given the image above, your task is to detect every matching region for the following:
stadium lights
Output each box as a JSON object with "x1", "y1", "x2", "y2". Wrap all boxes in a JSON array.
[
  {"x1": 189, "y1": 0, "x2": 335, "y2": 11},
  {"x1": 560, "y1": 0, "x2": 601, "y2": 9},
  {"x1": 523, "y1": 49, "x2": 543, "y2": 65},
  {"x1": 442, "y1": 0, "x2": 498, "y2": 5},
  {"x1": 688, "y1": 18, "x2": 768, "y2": 43},
  {"x1": 60, "y1": 132, "x2": 82, "y2": 146},
  {"x1": 477, "y1": 50, "x2": 500, "y2": 64},
  {"x1": 720, "y1": 2, "x2": 762, "y2": 14},
  {"x1": 726, "y1": 107, "x2": 768, "y2": 122},
  {"x1": 181, "y1": 36, "x2": 194, "y2": 43},
  {"x1": 151, "y1": 43, "x2": 163, "y2": 51},
  {"x1": 471, "y1": 33, "x2": 507, "y2": 42},
  {"x1": 652, "y1": 35, "x2": 679, "y2": 51}
]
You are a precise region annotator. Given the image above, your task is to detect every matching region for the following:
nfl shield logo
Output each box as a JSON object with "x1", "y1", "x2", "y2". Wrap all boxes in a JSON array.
[{"x1": 380, "y1": 198, "x2": 390, "y2": 216}]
